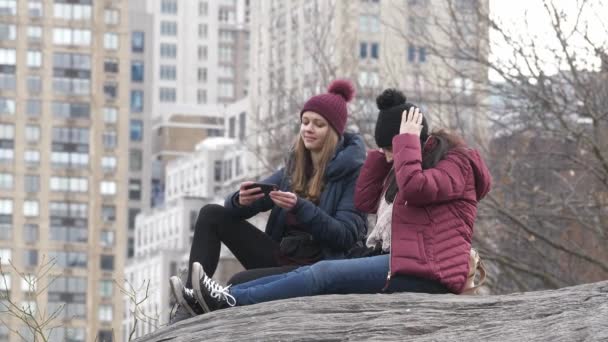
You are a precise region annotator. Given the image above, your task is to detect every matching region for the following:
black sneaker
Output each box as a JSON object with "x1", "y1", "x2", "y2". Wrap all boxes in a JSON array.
[
  {"x1": 191, "y1": 262, "x2": 236, "y2": 311},
  {"x1": 169, "y1": 276, "x2": 205, "y2": 319}
]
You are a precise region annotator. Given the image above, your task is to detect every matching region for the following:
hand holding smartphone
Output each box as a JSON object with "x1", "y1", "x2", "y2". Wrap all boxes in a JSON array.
[{"x1": 244, "y1": 182, "x2": 279, "y2": 195}]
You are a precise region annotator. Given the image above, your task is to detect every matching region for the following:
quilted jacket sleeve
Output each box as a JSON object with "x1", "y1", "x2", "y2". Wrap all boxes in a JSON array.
[
  {"x1": 354, "y1": 150, "x2": 393, "y2": 213},
  {"x1": 392, "y1": 134, "x2": 470, "y2": 206}
]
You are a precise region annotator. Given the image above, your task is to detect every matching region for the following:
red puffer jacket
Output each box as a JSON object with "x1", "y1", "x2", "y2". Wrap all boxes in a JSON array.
[{"x1": 355, "y1": 133, "x2": 491, "y2": 293}]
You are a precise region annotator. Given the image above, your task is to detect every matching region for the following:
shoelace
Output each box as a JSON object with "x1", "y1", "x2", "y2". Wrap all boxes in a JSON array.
[{"x1": 202, "y1": 275, "x2": 236, "y2": 307}]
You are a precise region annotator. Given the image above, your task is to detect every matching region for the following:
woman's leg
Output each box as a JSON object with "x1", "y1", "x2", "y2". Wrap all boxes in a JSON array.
[
  {"x1": 227, "y1": 266, "x2": 300, "y2": 286},
  {"x1": 230, "y1": 255, "x2": 390, "y2": 306},
  {"x1": 186, "y1": 204, "x2": 281, "y2": 287}
]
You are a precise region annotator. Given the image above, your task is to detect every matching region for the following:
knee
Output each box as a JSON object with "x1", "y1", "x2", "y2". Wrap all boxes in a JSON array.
[
  {"x1": 198, "y1": 204, "x2": 227, "y2": 221},
  {"x1": 309, "y1": 260, "x2": 334, "y2": 285}
]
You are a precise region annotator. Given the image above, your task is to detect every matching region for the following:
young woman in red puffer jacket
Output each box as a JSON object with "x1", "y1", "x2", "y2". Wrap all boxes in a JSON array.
[{"x1": 175, "y1": 89, "x2": 492, "y2": 312}]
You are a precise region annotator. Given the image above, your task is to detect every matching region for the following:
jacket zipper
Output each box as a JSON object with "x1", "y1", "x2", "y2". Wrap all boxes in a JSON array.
[{"x1": 384, "y1": 200, "x2": 407, "y2": 291}]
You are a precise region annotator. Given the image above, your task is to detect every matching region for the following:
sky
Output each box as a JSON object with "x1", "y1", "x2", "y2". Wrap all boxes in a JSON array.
[{"x1": 488, "y1": 0, "x2": 608, "y2": 80}]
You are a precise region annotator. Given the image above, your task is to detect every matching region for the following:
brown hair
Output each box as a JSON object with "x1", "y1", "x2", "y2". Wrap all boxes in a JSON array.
[{"x1": 290, "y1": 130, "x2": 340, "y2": 203}]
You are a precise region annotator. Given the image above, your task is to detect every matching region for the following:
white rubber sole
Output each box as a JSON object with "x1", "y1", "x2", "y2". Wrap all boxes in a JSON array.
[{"x1": 169, "y1": 276, "x2": 196, "y2": 316}]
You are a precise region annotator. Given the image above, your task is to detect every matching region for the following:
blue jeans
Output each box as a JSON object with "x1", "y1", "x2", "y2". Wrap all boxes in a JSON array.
[{"x1": 229, "y1": 254, "x2": 447, "y2": 306}]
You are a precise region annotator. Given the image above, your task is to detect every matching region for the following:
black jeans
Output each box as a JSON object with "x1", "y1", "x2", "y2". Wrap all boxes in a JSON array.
[{"x1": 186, "y1": 204, "x2": 291, "y2": 288}]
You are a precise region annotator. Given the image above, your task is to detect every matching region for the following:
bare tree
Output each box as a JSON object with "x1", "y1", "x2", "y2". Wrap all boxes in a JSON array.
[
  {"x1": 391, "y1": 0, "x2": 608, "y2": 293},
  {"x1": 0, "y1": 256, "x2": 61, "y2": 342},
  {"x1": 116, "y1": 278, "x2": 159, "y2": 341}
]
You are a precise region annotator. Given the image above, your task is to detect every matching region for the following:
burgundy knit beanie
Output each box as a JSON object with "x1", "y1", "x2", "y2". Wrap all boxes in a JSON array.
[{"x1": 300, "y1": 79, "x2": 355, "y2": 135}]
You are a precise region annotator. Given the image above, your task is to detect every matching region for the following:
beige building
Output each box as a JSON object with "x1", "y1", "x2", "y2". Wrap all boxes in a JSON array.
[
  {"x1": 248, "y1": 0, "x2": 490, "y2": 173},
  {"x1": 0, "y1": 0, "x2": 129, "y2": 341}
]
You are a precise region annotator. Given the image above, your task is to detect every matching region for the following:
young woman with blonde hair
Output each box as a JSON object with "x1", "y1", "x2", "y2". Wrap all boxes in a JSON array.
[{"x1": 169, "y1": 80, "x2": 368, "y2": 321}]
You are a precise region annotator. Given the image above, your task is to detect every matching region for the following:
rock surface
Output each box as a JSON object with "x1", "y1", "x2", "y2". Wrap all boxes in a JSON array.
[{"x1": 137, "y1": 281, "x2": 608, "y2": 341}]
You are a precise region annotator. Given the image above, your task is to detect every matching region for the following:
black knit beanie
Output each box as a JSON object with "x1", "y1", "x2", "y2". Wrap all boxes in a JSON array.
[{"x1": 374, "y1": 89, "x2": 429, "y2": 148}]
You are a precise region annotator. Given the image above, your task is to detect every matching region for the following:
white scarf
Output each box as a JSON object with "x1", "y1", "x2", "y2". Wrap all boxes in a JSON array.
[{"x1": 366, "y1": 192, "x2": 393, "y2": 252}]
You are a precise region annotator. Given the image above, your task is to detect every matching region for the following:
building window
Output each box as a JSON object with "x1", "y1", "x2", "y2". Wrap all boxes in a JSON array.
[
  {"x1": 102, "y1": 131, "x2": 117, "y2": 149},
  {"x1": 218, "y1": 46, "x2": 234, "y2": 62},
  {"x1": 419, "y1": 47, "x2": 427, "y2": 62},
  {"x1": 99, "y1": 280, "x2": 113, "y2": 298},
  {"x1": 129, "y1": 149, "x2": 142, "y2": 172},
  {"x1": 104, "y1": 58, "x2": 118, "y2": 73},
  {"x1": 26, "y1": 100, "x2": 40, "y2": 116},
  {"x1": 0, "y1": 199, "x2": 12, "y2": 216},
  {"x1": 53, "y1": 28, "x2": 91, "y2": 46},
  {"x1": 160, "y1": 21, "x2": 177, "y2": 36},
  {"x1": 131, "y1": 61, "x2": 144, "y2": 82},
  {"x1": 198, "y1": 68, "x2": 207, "y2": 82},
  {"x1": 359, "y1": 42, "x2": 367, "y2": 59},
  {"x1": 24, "y1": 150, "x2": 40, "y2": 166},
  {"x1": 102, "y1": 205, "x2": 115, "y2": 223},
  {"x1": 50, "y1": 177, "x2": 88, "y2": 192},
  {"x1": 159, "y1": 87, "x2": 176, "y2": 102},
  {"x1": 159, "y1": 65, "x2": 176, "y2": 80},
  {"x1": 199, "y1": 1, "x2": 208, "y2": 15},
  {"x1": 103, "y1": 107, "x2": 118, "y2": 124},
  {"x1": 23, "y1": 200, "x2": 39, "y2": 217},
  {"x1": 53, "y1": 2, "x2": 92, "y2": 21},
  {"x1": 0, "y1": 24, "x2": 15, "y2": 40},
  {"x1": 100, "y1": 181, "x2": 116, "y2": 196},
  {"x1": 100, "y1": 255, "x2": 114, "y2": 271},
  {"x1": 359, "y1": 14, "x2": 380, "y2": 33},
  {"x1": 24, "y1": 224, "x2": 38, "y2": 243},
  {"x1": 214, "y1": 160, "x2": 222, "y2": 182},
  {"x1": 130, "y1": 90, "x2": 143, "y2": 112},
  {"x1": 25, "y1": 125, "x2": 40, "y2": 143},
  {"x1": 27, "y1": 26, "x2": 42, "y2": 41},
  {"x1": 129, "y1": 179, "x2": 141, "y2": 200},
  {"x1": 28, "y1": 0, "x2": 42, "y2": 17},
  {"x1": 130, "y1": 120, "x2": 143, "y2": 142},
  {"x1": 408, "y1": 45, "x2": 427, "y2": 63},
  {"x1": 198, "y1": 45, "x2": 208, "y2": 60},
  {"x1": 0, "y1": 248, "x2": 10, "y2": 265},
  {"x1": 0, "y1": 172, "x2": 12, "y2": 189},
  {"x1": 161, "y1": 0, "x2": 177, "y2": 14},
  {"x1": 0, "y1": 123, "x2": 14, "y2": 138},
  {"x1": 52, "y1": 102, "x2": 89, "y2": 119},
  {"x1": 0, "y1": 0, "x2": 16, "y2": 15},
  {"x1": 98, "y1": 304, "x2": 113, "y2": 321},
  {"x1": 100, "y1": 230, "x2": 114, "y2": 247},
  {"x1": 132, "y1": 31, "x2": 144, "y2": 53},
  {"x1": 160, "y1": 43, "x2": 176, "y2": 58},
  {"x1": 218, "y1": 82, "x2": 234, "y2": 98},
  {"x1": 27, "y1": 76, "x2": 41, "y2": 94},
  {"x1": 104, "y1": 9, "x2": 119, "y2": 25},
  {"x1": 198, "y1": 24, "x2": 208, "y2": 39},
  {"x1": 197, "y1": 89, "x2": 207, "y2": 104},
  {"x1": 52, "y1": 52, "x2": 91, "y2": 96},
  {"x1": 24, "y1": 175, "x2": 39, "y2": 193},
  {"x1": 101, "y1": 156, "x2": 116, "y2": 172},
  {"x1": 128, "y1": 208, "x2": 140, "y2": 230},
  {"x1": 103, "y1": 82, "x2": 118, "y2": 100},
  {"x1": 23, "y1": 250, "x2": 38, "y2": 267},
  {"x1": 0, "y1": 98, "x2": 15, "y2": 116},
  {"x1": 104, "y1": 33, "x2": 119, "y2": 50},
  {"x1": 370, "y1": 43, "x2": 379, "y2": 59}
]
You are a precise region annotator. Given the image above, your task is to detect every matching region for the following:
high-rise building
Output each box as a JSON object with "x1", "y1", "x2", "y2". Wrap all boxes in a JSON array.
[
  {"x1": 122, "y1": 136, "x2": 250, "y2": 339},
  {"x1": 249, "y1": 0, "x2": 490, "y2": 173},
  {"x1": 0, "y1": 0, "x2": 129, "y2": 340},
  {"x1": 126, "y1": 0, "x2": 251, "y2": 258}
]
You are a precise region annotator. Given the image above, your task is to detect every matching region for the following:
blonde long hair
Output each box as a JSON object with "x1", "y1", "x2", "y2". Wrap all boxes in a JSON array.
[{"x1": 290, "y1": 130, "x2": 340, "y2": 203}]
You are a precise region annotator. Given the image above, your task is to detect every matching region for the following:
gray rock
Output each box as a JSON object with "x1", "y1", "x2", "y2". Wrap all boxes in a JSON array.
[{"x1": 137, "y1": 280, "x2": 608, "y2": 342}]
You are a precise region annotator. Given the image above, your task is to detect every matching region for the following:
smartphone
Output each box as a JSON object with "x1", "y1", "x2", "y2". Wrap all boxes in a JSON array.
[{"x1": 244, "y1": 182, "x2": 279, "y2": 195}]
